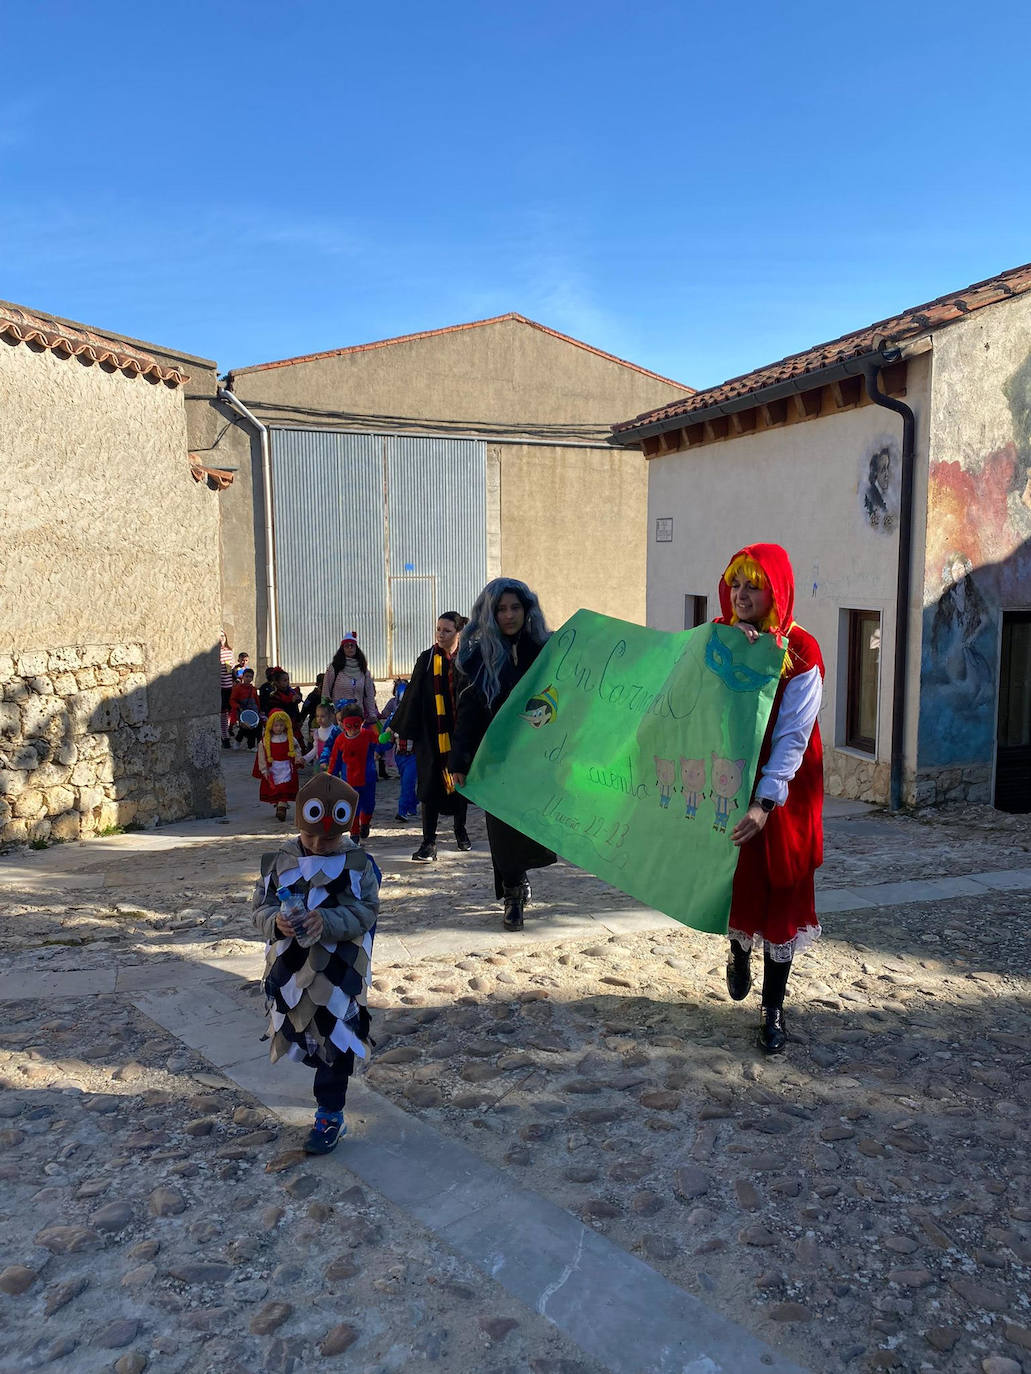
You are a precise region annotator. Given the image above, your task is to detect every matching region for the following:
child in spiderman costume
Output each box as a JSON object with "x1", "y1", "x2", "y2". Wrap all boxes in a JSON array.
[{"x1": 326, "y1": 705, "x2": 381, "y2": 841}]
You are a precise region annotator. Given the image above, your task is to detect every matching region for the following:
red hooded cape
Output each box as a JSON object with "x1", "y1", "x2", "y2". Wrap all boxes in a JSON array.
[{"x1": 718, "y1": 543, "x2": 825, "y2": 928}]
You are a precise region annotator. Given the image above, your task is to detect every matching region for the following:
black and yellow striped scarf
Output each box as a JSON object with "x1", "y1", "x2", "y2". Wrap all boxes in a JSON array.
[{"x1": 432, "y1": 648, "x2": 456, "y2": 794}]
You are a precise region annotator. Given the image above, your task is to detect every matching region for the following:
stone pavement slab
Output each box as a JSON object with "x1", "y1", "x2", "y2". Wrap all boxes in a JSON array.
[
  {"x1": 132, "y1": 978, "x2": 807, "y2": 1374},
  {"x1": 0, "y1": 967, "x2": 117, "y2": 1001},
  {"x1": 966, "y1": 867, "x2": 1031, "y2": 890}
]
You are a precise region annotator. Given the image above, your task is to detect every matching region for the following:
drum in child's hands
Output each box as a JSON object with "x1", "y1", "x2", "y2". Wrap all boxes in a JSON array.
[{"x1": 240, "y1": 709, "x2": 260, "y2": 729}]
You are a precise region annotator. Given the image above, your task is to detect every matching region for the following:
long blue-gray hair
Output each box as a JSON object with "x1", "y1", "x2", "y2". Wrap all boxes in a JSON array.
[{"x1": 458, "y1": 578, "x2": 550, "y2": 709}]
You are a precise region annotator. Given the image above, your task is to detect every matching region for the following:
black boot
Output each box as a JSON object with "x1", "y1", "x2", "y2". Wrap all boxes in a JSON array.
[
  {"x1": 726, "y1": 939, "x2": 752, "y2": 1001},
  {"x1": 378, "y1": 759, "x2": 388, "y2": 779},
  {"x1": 757, "y1": 952, "x2": 791, "y2": 1053},
  {"x1": 412, "y1": 840, "x2": 437, "y2": 863},
  {"x1": 502, "y1": 883, "x2": 525, "y2": 931},
  {"x1": 454, "y1": 825, "x2": 472, "y2": 851}
]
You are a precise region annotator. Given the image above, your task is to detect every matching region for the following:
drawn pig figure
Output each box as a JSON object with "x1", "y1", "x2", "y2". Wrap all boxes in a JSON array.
[
  {"x1": 710, "y1": 753, "x2": 746, "y2": 833},
  {"x1": 655, "y1": 755, "x2": 676, "y2": 809},
  {"x1": 679, "y1": 757, "x2": 706, "y2": 819}
]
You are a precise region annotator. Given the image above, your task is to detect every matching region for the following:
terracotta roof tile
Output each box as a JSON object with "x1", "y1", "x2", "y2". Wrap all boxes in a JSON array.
[
  {"x1": 230, "y1": 312, "x2": 691, "y2": 390},
  {"x1": 0, "y1": 303, "x2": 188, "y2": 386},
  {"x1": 613, "y1": 260, "x2": 1031, "y2": 436},
  {"x1": 189, "y1": 457, "x2": 235, "y2": 490}
]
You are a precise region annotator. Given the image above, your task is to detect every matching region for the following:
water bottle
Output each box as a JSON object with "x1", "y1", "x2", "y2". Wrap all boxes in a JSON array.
[{"x1": 276, "y1": 885, "x2": 315, "y2": 948}]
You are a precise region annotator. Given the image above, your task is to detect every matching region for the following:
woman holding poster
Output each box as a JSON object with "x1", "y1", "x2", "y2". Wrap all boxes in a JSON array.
[
  {"x1": 719, "y1": 543, "x2": 824, "y2": 1054},
  {"x1": 450, "y1": 579, "x2": 557, "y2": 932}
]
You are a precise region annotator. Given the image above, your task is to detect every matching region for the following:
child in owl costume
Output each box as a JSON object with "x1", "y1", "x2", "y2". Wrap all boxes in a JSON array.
[{"x1": 251, "y1": 772, "x2": 380, "y2": 1153}]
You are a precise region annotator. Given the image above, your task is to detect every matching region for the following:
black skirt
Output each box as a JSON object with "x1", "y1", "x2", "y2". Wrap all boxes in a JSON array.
[{"x1": 486, "y1": 812, "x2": 556, "y2": 897}]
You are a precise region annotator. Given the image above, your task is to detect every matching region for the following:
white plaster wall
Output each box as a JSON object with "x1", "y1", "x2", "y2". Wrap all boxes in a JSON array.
[{"x1": 646, "y1": 352, "x2": 932, "y2": 801}]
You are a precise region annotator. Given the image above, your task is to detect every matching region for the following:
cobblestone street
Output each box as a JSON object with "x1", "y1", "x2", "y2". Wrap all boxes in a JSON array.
[{"x1": 1, "y1": 752, "x2": 1030, "y2": 1374}]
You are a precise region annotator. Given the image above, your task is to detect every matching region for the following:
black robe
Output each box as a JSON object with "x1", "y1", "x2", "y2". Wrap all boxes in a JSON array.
[
  {"x1": 388, "y1": 647, "x2": 462, "y2": 815},
  {"x1": 450, "y1": 633, "x2": 556, "y2": 896}
]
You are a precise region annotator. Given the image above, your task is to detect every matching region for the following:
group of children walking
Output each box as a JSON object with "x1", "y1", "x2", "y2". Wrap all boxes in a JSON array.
[{"x1": 246, "y1": 641, "x2": 415, "y2": 844}]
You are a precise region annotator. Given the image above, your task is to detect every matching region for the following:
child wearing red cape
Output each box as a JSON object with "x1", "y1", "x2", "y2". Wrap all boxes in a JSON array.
[
  {"x1": 717, "y1": 543, "x2": 824, "y2": 1054},
  {"x1": 254, "y1": 710, "x2": 302, "y2": 821}
]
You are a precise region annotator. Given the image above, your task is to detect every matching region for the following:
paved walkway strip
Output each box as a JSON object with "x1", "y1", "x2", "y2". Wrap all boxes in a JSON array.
[
  {"x1": 3, "y1": 865, "x2": 1029, "y2": 1005},
  {"x1": 132, "y1": 979, "x2": 807, "y2": 1374}
]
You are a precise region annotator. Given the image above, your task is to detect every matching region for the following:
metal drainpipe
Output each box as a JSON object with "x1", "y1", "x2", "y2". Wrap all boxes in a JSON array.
[
  {"x1": 862, "y1": 355, "x2": 917, "y2": 812},
  {"x1": 216, "y1": 388, "x2": 279, "y2": 669}
]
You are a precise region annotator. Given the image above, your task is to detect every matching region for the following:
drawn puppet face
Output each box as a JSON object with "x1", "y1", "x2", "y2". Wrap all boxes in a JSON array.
[
  {"x1": 521, "y1": 685, "x2": 558, "y2": 728},
  {"x1": 680, "y1": 757, "x2": 706, "y2": 792},
  {"x1": 295, "y1": 772, "x2": 359, "y2": 851},
  {"x1": 711, "y1": 754, "x2": 746, "y2": 797}
]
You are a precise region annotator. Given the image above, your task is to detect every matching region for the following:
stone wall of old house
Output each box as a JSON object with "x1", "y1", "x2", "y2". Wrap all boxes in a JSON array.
[
  {"x1": 0, "y1": 318, "x2": 225, "y2": 847},
  {"x1": 0, "y1": 642, "x2": 224, "y2": 845}
]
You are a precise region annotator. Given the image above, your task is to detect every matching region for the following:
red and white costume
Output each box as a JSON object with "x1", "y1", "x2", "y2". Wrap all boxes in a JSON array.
[
  {"x1": 254, "y1": 734, "x2": 301, "y2": 804},
  {"x1": 718, "y1": 543, "x2": 824, "y2": 962}
]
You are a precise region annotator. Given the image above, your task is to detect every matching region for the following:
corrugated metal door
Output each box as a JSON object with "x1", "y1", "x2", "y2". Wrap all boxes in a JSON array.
[
  {"x1": 389, "y1": 576, "x2": 436, "y2": 678},
  {"x1": 270, "y1": 429, "x2": 486, "y2": 682},
  {"x1": 269, "y1": 429, "x2": 387, "y2": 682},
  {"x1": 385, "y1": 435, "x2": 487, "y2": 673}
]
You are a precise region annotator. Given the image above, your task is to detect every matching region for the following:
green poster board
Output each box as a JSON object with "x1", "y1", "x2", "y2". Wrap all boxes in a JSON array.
[{"x1": 460, "y1": 610, "x2": 784, "y2": 933}]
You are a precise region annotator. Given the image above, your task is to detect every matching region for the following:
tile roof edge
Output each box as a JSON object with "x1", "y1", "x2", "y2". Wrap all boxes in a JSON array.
[
  {"x1": 613, "y1": 258, "x2": 1031, "y2": 435},
  {"x1": 0, "y1": 301, "x2": 189, "y2": 386},
  {"x1": 229, "y1": 313, "x2": 693, "y2": 391}
]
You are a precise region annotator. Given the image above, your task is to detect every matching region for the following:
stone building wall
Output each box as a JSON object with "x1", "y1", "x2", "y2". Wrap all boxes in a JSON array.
[
  {"x1": 0, "y1": 643, "x2": 224, "y2": 846},
  {"x1": 0, "y1": 303, "x2": 226, "y2": 847}
]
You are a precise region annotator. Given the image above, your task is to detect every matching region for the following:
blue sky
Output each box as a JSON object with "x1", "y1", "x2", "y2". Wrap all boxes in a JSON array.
[{"x1": 2, "y1": 1, "x2": 1029, "y2": 391}]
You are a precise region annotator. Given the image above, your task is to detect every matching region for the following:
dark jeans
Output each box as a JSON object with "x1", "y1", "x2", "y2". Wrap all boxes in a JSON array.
[
  {"x1": 312, "y1": 1051, "x2": 354, "y2": 1112},
  {"x1": 422, "y1": 794, "x2": 469, "y2": 844}
]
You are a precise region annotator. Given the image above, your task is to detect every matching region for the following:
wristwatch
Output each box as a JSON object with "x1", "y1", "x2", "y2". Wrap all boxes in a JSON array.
[{"x1": 758, "y1": 797, "x2": 776, "y2": 814}]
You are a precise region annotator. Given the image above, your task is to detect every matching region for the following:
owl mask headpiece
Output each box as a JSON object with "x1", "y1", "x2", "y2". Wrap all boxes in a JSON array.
[{"x1": 294, "y1": 772, "x2": 359, "y2": 838}]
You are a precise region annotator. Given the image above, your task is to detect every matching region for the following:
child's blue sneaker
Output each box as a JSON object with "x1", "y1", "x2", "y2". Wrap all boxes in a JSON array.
[{"x1": 304, "y1": 1109, "x2": 345, "y2": 1155}]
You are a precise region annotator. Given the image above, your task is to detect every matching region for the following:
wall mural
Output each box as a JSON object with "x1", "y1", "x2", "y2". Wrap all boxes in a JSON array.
[
  {"x1": 860, "y1": 441, "x2": 899, "y2": 532},
  {"x1": 918, "y1": 349, "x2": 1031, "y2": 769}
]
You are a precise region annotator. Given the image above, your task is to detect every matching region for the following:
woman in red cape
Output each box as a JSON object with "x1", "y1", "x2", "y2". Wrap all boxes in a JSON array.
[{"x1": 716, "y1": 543, "x2": 824, "y2": 1053}]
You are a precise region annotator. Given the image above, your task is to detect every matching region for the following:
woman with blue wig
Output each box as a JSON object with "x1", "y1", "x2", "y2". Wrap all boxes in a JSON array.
[{"x1": 449, "y1": 578, "x2": 557, "y2": 931}]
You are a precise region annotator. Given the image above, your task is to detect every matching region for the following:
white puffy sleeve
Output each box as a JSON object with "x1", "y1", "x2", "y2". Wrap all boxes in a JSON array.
[{"x1": 754, "y1": 666, "x2": 823, "y2": 807}]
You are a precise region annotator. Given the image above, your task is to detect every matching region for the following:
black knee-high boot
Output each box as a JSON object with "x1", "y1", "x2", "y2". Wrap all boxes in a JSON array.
[
  {"x1": 758, "y1": 952, "x2": 791, "y2": 1053},
  {"x1": 726, "y1": 939, "x2": 752, "y2": 1001}
]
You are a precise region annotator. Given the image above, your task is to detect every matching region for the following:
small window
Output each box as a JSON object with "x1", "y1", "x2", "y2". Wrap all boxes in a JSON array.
[
  {"x1": 846, "y1": 610, "x2": 880, "y2": 753},
  {"x1": 685, "y1": 594, "x2": 708, "y2": 629}
]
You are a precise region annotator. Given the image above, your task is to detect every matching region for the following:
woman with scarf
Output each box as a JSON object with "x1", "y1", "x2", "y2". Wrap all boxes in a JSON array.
[
  {"x1": 449, "y1": 580, "x2": 556, "y2": 931},
  {"x1": 388, "y1": 611, "x2": 471, "y2": 862},
  {"x1": 323, "y1": 633, "x2": 378, "y2": 723},
  {"x1": 717, "y1": 543, "x2": 824, "y2": 1054}
]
